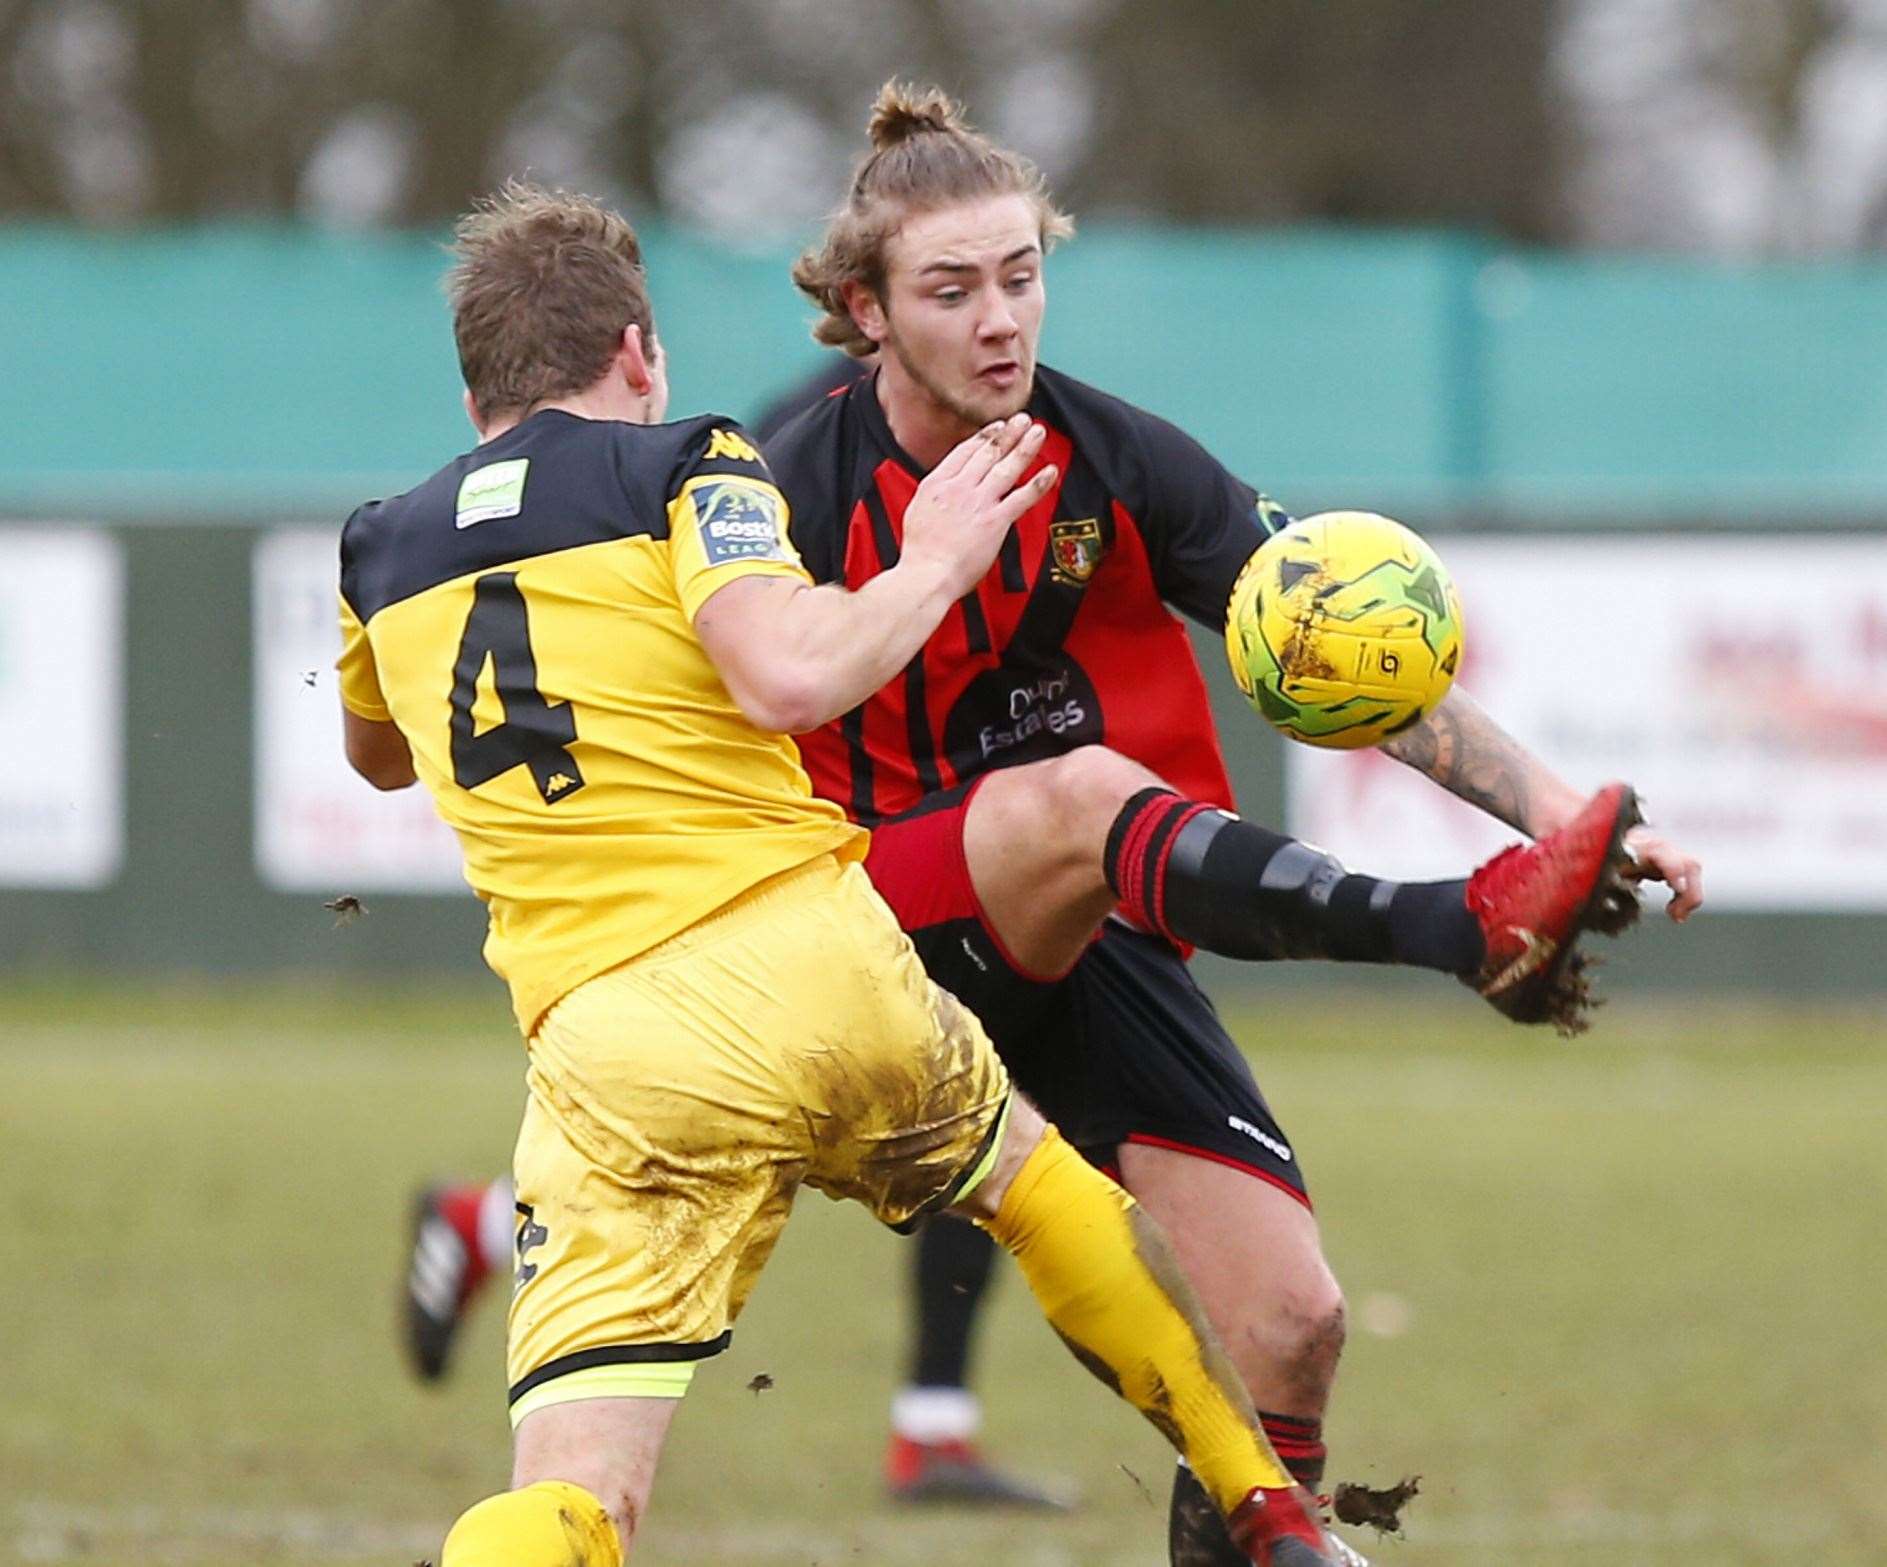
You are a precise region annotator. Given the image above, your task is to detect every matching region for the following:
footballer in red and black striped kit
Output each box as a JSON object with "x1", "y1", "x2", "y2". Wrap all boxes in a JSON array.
[
  {"x1": 771, "y1": 360, "x2": 1269, "y2": 828},
  {"x1": 767, "y1": 81, "x2": 1705, "y2": 1565}
]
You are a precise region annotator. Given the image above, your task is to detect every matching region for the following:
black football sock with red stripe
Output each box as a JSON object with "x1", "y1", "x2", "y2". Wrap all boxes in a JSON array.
[
  {"x1": 1103, "y1": 786, "x2": 1484, "y2": 974},
  {"x1": 1168, "y1": 1415, "x2": 1327, "y2": 1566},
  {"x1": 1259, "y1": 1410, "x2": 1328, "y2": 1489}
]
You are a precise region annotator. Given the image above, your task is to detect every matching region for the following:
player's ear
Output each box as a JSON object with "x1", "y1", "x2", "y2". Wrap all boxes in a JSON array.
[
  {"x1": 620, "y1": 324, "x2": 667, "y2": 422},
  {"x1": 841, "y1": 280, "x2": 889, "y2": 347},
  {"x1": 619, "y1": 323, "x2": 655, "y2": 395}
]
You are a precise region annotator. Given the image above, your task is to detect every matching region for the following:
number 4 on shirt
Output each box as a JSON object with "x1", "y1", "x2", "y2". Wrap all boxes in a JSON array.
[{"x1": 448, "y1": 572, "x2": 586, "y2": 804}]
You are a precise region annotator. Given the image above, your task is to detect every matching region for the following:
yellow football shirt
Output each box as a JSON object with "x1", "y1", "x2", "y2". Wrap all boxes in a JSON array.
[{"x1": 336, "y1": 410, "x2": 863, "y2": 1033}]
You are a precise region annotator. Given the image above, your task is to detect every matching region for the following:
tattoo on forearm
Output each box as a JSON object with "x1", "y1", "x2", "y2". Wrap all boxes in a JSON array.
[{"x1": 1383, "y1": 701, "x2": 1533, "y2": 833}]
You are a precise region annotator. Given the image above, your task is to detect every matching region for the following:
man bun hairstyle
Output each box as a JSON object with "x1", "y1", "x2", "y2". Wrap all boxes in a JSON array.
[
  {"x1": 865, "y1": 81, "x2": 961, "y2": 148},
  {"x1": 447, "y1": 179, "x2": 657, "y2": 424},
  {"x1": 793, "y1": 81, "x2": 1073, "y2": 357}
]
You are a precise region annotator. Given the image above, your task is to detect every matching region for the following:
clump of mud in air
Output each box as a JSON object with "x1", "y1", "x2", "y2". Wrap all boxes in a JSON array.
[{"x1": 1331, "y1": 1475, "x2": 1421, "y2": 1534}]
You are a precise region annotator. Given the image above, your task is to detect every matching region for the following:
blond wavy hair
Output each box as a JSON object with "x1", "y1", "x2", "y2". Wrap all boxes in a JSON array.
[{"x1": 793, "y1": 82, "x2": 1073, "y2": 357}]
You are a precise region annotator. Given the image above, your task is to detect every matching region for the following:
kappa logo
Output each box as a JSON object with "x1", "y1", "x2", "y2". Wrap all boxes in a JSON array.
[
  {"x1": 704, "y1": 428, "x2": 763, "y2": 465},
  {"x1": 692, "y1": 479, "x2": 792, "y2": 567},
  {"x1": 1049, "y1": 517, "x2": 1104, "y2": 586},
  {"x1": 544, "y1": 772, "x2": 578, "y2": 797}
]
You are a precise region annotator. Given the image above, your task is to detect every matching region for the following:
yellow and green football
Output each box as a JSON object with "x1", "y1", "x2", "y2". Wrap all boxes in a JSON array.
[{"x1": 1226, "y1": 510, "x2": 1464, "y2": 749}]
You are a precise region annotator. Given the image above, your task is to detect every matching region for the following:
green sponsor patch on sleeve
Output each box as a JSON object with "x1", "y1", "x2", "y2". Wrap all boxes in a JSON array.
[{"x1": 455, "y1": 458, "x2": 530, "y2": 529}]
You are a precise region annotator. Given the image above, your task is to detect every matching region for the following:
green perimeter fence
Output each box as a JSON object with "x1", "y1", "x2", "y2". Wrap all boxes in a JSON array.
[{"x1": 2, "y1": 223, "x2": 1884, "y2": 999}]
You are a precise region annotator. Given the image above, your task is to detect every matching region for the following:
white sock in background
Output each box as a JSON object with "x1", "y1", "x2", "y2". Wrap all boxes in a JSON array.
[
  {"x1": 476, "y1": 1177, "x2": 517, "y2": 1276},
  {"x1": 891, "y1": 1386, "x2": 982, "y2": 1444}
]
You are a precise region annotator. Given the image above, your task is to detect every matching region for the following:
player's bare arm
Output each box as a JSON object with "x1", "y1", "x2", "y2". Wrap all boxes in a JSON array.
[
  {"x1": 696, "y1": 414, "x2": 1056, "y2": 733},
  {"x1": 1382, "y1": 686, "x2": 1703, "y2": 919},
  {"x1": 343, "y1": 708, "x2": 416, "y2": 790}
]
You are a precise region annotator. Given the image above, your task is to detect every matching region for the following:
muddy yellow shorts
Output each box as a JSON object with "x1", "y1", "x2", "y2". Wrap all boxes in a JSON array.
[{"x1": 505, "y1": 853, "x2": 1011, "y2": 1425}]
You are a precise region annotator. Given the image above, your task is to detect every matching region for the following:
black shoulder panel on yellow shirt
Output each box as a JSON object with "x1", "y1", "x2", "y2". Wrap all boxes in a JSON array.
[{"x1": 340, "y1": 409, "x2": 751, "y2": 623}]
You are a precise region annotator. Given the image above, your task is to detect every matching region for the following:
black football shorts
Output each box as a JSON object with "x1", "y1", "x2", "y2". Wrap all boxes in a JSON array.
[{"x1": 861, "y1": 778, "x2": 1311, "y2": 1207}]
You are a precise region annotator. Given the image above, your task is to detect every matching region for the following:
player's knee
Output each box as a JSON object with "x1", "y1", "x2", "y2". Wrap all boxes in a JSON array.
[
  {"x1": 1275, "y1": 1290, "x2": 1347, "y2": 1403},
  {"x1": 1229, "y1": 1267, "x2": 1347, "y2": 1409},
  {"x1": 1036, "y1": 746, "x2": 1163, "y2": 844}
]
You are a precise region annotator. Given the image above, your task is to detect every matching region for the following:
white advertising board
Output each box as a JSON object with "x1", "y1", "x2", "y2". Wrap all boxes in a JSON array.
[
  {"x1": 252, "y1": 529, "x2": 469, "y2": 893},
  {"x1": 1286, "y1": 536, "x2": 1887, "y2": 910},
  {"x1": 0, "y1": 528, "x2": 123, "y2": 888}
]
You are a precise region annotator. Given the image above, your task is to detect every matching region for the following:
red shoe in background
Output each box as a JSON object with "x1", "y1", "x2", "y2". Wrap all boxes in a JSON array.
[{"x1": 884, "y1": 1434, "x2": 1071, "y2": 1510}]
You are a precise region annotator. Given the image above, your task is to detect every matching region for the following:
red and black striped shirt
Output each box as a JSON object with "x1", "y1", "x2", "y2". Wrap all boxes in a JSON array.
[{"x1": 764, "y1": 364, "x2": 1284, "y2": 827}]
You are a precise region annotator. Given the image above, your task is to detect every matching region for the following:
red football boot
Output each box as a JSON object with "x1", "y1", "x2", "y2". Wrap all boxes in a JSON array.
[
  {"x1": 1226, "y1": 1484, "x2": 1342, "y2": 1566},
  {"x1": 1465, "y1": 782, "x2": 1643, "y2": 1035},
  {"x1": 883, "y1": 1434, "x2": 1072, "y2": 1510}
]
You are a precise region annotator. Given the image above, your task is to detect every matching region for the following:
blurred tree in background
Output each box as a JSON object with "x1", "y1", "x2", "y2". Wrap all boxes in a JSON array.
[
  {"x1": 1558, "y1": 0, "x2": 1887, "y2": 251},
  {"x1": 1077, "y1": 0, "x2": 1564, "y2": 238},
  {"x1": 2, "y1": 0, "x2": 1884, "y2": 252}
]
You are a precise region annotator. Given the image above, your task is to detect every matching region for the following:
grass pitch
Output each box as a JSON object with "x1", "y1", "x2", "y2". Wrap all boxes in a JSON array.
[{"x1": 2, "y1": 977, "x2": 1882, "y2": 1566}]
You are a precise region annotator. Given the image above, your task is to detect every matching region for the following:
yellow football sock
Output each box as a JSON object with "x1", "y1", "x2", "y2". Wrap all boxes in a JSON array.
[
  {"x1": 979, "y1": 1125, "x2": 1291, "y2": 1512},
  {"x1": 440, "y1": 1480, "x2": 622, "y2": 1567}
]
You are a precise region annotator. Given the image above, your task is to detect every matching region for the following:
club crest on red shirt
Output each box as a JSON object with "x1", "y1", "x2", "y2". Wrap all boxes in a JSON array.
[{"x1": 1049, "y1": 517, "x2": 1103, "y2": 586}]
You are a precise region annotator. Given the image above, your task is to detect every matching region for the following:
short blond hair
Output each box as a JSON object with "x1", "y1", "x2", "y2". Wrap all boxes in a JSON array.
[
  {"x1": 792, "y1": 82, "x2": 1073, "y2": 357},
  {"x1": 446, "y1": 180, "x2": 656, "y2": 423}
]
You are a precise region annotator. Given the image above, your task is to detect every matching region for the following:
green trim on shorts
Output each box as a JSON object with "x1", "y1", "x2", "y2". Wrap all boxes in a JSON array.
[
  {"x1": 509, "y1": 1360, "x2": 700, "y2": 1426},
  {"x1": 949, "y1": 1094, "x2": 1013, "y2": 1209}
]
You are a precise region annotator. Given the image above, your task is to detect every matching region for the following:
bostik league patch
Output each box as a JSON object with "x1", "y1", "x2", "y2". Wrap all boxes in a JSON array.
[{"x1": 692, "y1": 479, "x2": 794, "y2": 566}]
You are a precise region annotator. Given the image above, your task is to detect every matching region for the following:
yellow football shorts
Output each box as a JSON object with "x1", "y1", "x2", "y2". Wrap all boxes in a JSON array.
[{"x1": 504, "y1": 853, "x2": 1012, "y2": 1425}]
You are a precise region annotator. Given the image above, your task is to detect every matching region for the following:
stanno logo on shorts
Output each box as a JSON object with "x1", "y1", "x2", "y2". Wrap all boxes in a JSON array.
[{"x1": 1227, "y1": 1115, "x2": 1292, "y2": 1164}]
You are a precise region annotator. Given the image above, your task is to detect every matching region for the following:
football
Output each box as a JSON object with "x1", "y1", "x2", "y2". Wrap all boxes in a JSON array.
[{"x1": 1225, "y1": 510, "x2": 1464, "y2": 749}]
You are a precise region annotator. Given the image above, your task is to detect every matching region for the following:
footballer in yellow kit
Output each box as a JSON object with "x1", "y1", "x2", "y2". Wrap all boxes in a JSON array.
[{"x1": 337, "y1": 409, "x2": 1010, "y2": 1416}]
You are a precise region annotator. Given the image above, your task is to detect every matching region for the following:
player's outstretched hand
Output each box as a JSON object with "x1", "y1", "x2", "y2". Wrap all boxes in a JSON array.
[
  {"x1": 1622, "y1": 826, "x2": 1703, "y2": 921},
  {"x1": 903, "y1": 414, "x2": 1057, "y2": 600}
]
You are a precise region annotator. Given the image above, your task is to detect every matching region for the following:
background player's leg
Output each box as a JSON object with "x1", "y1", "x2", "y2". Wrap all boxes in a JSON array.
[
  {"x1": 907, "y1": 1219, "x2": 997, "y2": 1397},
  {"x1": 1119, "y1": 1144, "x2": 1345, "y2": 1567},
  {"x1": 890, "y1": 1223, "x2": 1068, "y2": 1507},
  {"x1": 887, "y1": 1219, "x2": 1045, "y2": 1504},
  {"x1": 404, "y1": 1175, "x2": 515, "y2": 1381}
]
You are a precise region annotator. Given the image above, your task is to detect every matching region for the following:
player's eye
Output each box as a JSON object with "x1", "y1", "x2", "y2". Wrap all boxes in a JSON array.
[
  {"x1": 1005, "y1": 272, "x2": 1037, "y2": 292},
  {"x1": 935, "y1": 287, "x2": 967, "y2": 305}
]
